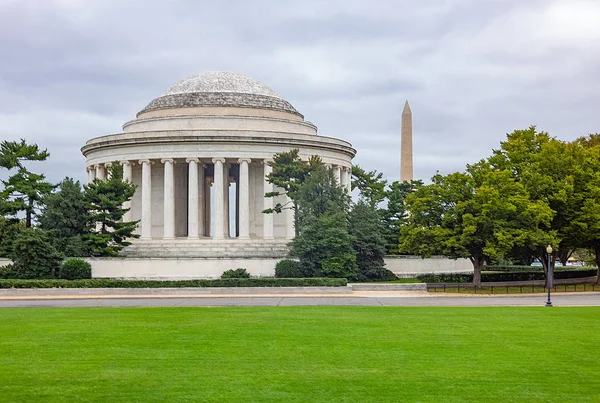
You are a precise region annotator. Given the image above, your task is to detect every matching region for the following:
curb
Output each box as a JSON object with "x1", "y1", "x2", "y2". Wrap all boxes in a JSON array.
[{"x1": 0, "y1": 286, "x2": 353, "y2": 297}]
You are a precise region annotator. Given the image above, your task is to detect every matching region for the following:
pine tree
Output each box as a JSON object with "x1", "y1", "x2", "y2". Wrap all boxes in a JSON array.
[
  {"x1": 289, "y1": 166, "x2": 357, "y2": 279},
  {"x1": 39, "y1": 178, "x2": 90, "y2": 256},
  {"x1": 83, "y1": 164, "x2": 139, "y2": 256},
  {"x1": 0, "y1": 139, "x2": 54, "y2": 228},
  {"x1": 264, "y1": 149, "x2": 322, "y2": 236},
  {"x1": 349, "y1": 201, "x2": 395, "y2": 281}
]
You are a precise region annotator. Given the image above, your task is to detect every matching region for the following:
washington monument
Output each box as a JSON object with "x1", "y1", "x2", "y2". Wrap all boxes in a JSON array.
[{"x1": 400, "y1": 100, "x2": 413, "y2": 182}]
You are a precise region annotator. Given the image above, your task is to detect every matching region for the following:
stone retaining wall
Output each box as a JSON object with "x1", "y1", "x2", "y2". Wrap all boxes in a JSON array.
[{"x1": 384, "y1": 256, "x2": 473, "y2": 277}]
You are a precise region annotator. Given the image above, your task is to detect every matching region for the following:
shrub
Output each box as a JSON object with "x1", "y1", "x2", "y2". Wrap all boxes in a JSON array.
[
  {"x1": 355, "y1": 266, "x2": 397, "y2": 282},
  {"x1": 0, "y1": 277, "x2": 348, "y2": 289},
  {"x1": 9, "y1": 228, "x2": 63, "y2": 279},
  {"x1": 417, "y1": 269, "x2": 597, "y2": 283},
  {"x1": 221, "y1": 268, "x2": 250, "y2": 279},
  {"x1": 417, "y1": 273, "x2": 473, "y2": 283},
  {"x1": 485, "y1": 265, "x2": 597, "y2": 273},
  {"x1": 59, "y1": 258, "x2": 92, "y2": 280},
  {"x1": 0, "y1": 265, "x2": 18, "y2": 279},
  {"x1": 275, "y1": 259, "x2": 303, "y2": 278}
]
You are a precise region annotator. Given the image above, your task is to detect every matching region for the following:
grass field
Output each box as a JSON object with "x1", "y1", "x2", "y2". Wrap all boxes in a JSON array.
[{"x1": 1, "y1": 307, "x2": 598, "y2": 402}]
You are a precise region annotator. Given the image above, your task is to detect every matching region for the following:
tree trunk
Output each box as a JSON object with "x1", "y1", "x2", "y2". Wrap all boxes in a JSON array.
[
  {"x1": 595, "y1": 247, "x2": 600, "y2": 285},
  {"x1": 557, "y1": 248, "x2": 574, "y2": 267},
  {"x1": 294, "y1": 203, "x2": 299, "y2": 237},
  {"x1": 26, "y1": 198, "x2": 34, "y2": 228},
  {"x1": 471, "y1": 257, "x2": 483, "y2": 288}
]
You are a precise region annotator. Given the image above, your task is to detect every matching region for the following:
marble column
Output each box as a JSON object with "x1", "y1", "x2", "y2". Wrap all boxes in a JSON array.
[
  {"x1": 87, "y1": 166, "x2": 96, "y2": 183},
  {"x1": 238, "y1": 158, "x2": 251, "y2": 239},
  {"x1": 205, "y1": 178, "x2": 212, "y2": 237},
  {"x1": 198, "y1": 163, "x2": 205, "y2": 237},
  {"x1": 212, "y1": 158, "x2": 225, "y2": 239},
  {"x1": 334, "y1": 165, "x2": 341, "y2": 185},
  {"x1": 162, "y1": 158, "x2": 175, "y2": 239},
  {"x1": 139, "y1": 159, "x2": 152, "y2": 239},
  {"x1": 121, "y1": 161, "x2": 133, "y2": 223},
  {"x1": 223, "y1": 164, "x2": 231, "y2": 238},
  {"x1": 285, "y1": 194, "x2": 295, "y2": 239},
  {"x1": 262, "y1": 160, "x2": 274, "y2": 239},
  {"x1": 95, "y1": 164, "x2": 105, "y2": 181},
  {"x1": 186, "y1": 158, "x2": 199, "y2": 239},
  {"x1": 105, "y1": 162, "x2": 113, "y2": 180},
  {"x1": 345, "y1": 167, "x2": 352, "y2": 194}
]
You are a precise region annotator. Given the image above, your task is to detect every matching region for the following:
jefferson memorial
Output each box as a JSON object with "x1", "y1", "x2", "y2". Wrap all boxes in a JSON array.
[{"x1": 81, "y1": 72, "x2": 356, "y2": 276}]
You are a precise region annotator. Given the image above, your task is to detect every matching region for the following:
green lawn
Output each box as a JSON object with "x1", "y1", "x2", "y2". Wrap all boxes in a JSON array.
[{"x1": 1, "y1": 307, "x2": 598, "y2": 402}]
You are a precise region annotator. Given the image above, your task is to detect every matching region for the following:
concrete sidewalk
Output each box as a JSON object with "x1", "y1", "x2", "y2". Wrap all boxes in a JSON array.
[{"x1": 0, "y1": 288, "x2": 599, "y2": 307}]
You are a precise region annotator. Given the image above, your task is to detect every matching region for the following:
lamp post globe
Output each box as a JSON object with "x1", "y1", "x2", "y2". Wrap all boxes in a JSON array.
[{"x1": 545, "y1": 245, "x2": 553, "y2": 307}]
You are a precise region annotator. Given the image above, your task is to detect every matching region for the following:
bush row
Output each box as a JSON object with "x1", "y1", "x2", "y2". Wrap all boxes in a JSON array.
[
  {"x1": 0, "y1": 277, "x2": 348, "y2": 289},
  {"x1": 417, "y1": 269, "x2": 598, "y2": 283},
  {"x1": 0, "y1": 258, "x2": 92, "y2": 280},
  {"x1": 484, "y1": 265, "x2": 596, "y2": 272}
]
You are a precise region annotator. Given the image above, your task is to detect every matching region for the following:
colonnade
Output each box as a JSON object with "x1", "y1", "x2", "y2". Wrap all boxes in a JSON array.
[{"x1": 87, "y1": 159, "x2": 352, "y2": 241}]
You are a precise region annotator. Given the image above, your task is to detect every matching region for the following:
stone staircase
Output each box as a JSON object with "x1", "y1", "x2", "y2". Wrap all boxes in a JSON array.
[{"x1": 122, "y1": 238, "x2": 290, "y2": 258}]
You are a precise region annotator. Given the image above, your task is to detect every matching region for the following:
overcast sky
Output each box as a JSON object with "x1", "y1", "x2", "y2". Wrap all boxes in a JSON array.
[{"x1": 1, "y1": 0, "x2": 599, "y2": 185}]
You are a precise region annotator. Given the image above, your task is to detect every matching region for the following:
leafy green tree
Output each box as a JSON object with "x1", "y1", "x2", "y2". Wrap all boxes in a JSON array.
[
  {"x1": 264, "y1": 149, "x2": 322, "y2": 236},
  {"x1": 39, "y1": 178, "x2": 90, "y2": 257},
  {"x1": 289, "y1": 166, "x2": 357, "y2": 279},
  {"x1": 569, "y1": 134, "x2": 600, "y2": 283},
  {"x1": 83, "y1": 164, "x2": 138, "y2": 257},
  {"x1": 348, "y1": 200, "x2": 394, "y2": 281},
  {"x1": 486, "y1": 126, "x2": 578, "y2": 270},
  {"x1": 400, "y1": 168, "x2": 554, "y2": 287}
]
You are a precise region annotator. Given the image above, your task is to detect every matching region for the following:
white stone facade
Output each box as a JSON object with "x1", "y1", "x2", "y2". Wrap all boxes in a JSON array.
[{"x1": 82, "y1": 72, "x2": 355, "y2": 260}]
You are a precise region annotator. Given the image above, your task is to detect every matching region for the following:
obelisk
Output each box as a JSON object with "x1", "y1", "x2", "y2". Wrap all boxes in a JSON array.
[{"x1": 400, "y1": 100, "x2": 413, "y2": 182}]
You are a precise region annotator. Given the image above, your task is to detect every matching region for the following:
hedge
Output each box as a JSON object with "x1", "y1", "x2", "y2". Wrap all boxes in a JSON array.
[
  {"x1": 417, "y1": 269, "x2": 597, "y2": 283},
  {"x1": 275, "y1": 259, "x2": 303, "y2": 278},
  {"x1": 484, "y1": 265, "x2": 597, "y2": 273},
  {"x1": 0, "y1": 277, "x2": 348, "y2": 289}
]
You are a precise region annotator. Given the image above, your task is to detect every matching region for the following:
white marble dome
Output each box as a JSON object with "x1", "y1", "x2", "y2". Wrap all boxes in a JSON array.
[
  {"x1": 163, "y1": 71, "x2": 282, "y2": 98},
  {"x1": 139, "y1": 71, "x2": 300, "y2": 117}
]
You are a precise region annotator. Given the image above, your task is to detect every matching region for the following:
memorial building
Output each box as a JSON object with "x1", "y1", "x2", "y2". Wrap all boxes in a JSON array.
[{"x1": 81, "y1": 72, "x2": 355, "y2": 274}]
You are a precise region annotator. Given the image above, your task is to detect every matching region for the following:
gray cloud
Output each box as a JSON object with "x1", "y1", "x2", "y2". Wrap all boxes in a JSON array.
[{"x1": 0, "y1": 0, "x2": 599, "y2": 186}]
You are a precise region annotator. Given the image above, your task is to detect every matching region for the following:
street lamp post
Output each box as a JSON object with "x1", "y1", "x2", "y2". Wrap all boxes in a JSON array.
[{"x1": 545, "y1": 245, "x2": 553, "y2": 307}]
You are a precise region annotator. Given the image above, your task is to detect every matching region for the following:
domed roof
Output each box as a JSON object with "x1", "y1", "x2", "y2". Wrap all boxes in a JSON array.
[
  {"x1": 163, "y1": 71, "x2": 282, "y2": 98},
  {"x1": 138, "y1": 71, "x2": 301, "y2": 118}
]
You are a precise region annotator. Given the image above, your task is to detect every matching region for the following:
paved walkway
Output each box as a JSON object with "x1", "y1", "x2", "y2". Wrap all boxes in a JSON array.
[{"x1": 1, "y1": 291, "x2": 599, "y2": 308}]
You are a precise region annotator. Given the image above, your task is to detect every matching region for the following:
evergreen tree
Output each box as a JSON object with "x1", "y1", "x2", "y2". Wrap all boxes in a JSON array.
[
  {"x1": 0, "y1": 139, "x2": 49, "y2": 170},
  {"x1": 351, "y1": 165, "x2": 387, "y2": 208},
  {"x1": 349, "y1": 201, "x2": 394, "y2": 281},
  {"x1": 0, "y1": 140, "x2": 53, "y2": 227},
  {"x1": 0, "y1": 216, "x2": 23, "y2": 258},
  {"x1": 83, "y1": 164, "x2": 138, "y2": 256},
  {"x1": 289, "y1": 166, "x2": 357, "y2": 279},
  {"x1": 8, "y1": 228, "x2": 63, "y2": 279},
  {"x1": 264, "y1": 149, "x2": 322, "y2": 236},
  {"x1": 39, "y1": 178, "x2": 90, "y2": 257},
  {"x1": 382, "y1": 180, "x2": 422, "y2": 254}
]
